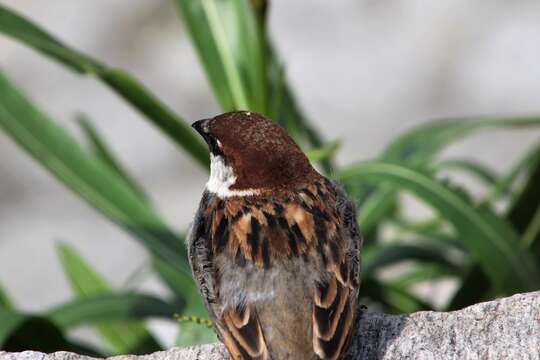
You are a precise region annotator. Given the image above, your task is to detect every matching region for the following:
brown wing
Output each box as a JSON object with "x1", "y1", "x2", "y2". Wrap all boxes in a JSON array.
[
  {"x1": 312, "y1": 271, "x2": 356, "y2": 359},
  {"x1": 220, "y1": 304, "x2": 271, "y2": 360},
  {"x1": 312, "y1": 181, "x2": 360, "y2": 360},
  {"x1": 196, "y1": 195, "x2": 272, "y2": 360}
]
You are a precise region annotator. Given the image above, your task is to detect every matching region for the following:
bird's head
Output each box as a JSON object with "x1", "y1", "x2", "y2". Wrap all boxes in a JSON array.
[{"x1": 192, "y1": 111, "x2": 317, "y2": 197}]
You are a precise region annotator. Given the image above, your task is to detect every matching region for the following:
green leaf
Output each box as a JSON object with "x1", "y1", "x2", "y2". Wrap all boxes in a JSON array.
[
  {"x1": 383, "y1": 115, "x2": 540, "y2": 163},
  {"x1": 176, "y1": 321, "x2": 217, "y2": 347},
  {"x1": 361, "y1": 277, "x2": 433, "y2": 313},
  {"x1": 363, "y1": 243, "x2": 461, "y2": 278},
  {"x1": 483, "y1": 143, "x2": 540, "y2": 203},
  {"x1": 49, "y1": 293, "x2": 182, "y2": 329},
  {"x1": 339, "y1": 161, "x2": 540, "y2": 294},
  {"x1": 175, "y1": 0, "x2": 234, "y2": 110},
  {"x1": 279, "y1": 85, "x2": 335, "y2": 173},
  {"x1": 267, "y1": 63, "x2": 285, "y2": 120},
  {"x1": 98, "y1": 69, "x2": 209, "y2": 167},
  {"x1": 57, "y1": 244, "x2": 110, "y2": 295},
  {"x1": 57, "y1": 243, "x2": 161, "y2": 355},
  {"x1": 433, "y1": 158, "x2": 498, "y2": 186},
  {"x1": 0, "y1": 285, "x2": 14, "y2": 311},
  {"x1": 231, "y1": 0, "x2": 267, "y2": 113},
  {"x1": 152, "y1": 258, "x2": 206, "y2": 317},
  {"x1": 355, "y1": 185, "x2": 397, "y2": 235},
  {"x1": 2, "y1": 317, "x2": 68, "y2": 353},
  {"x1": 305, "y1": 141, "x2": 340, "y2": 163},
  {"x1": 0, "y1": 308, "x2": 24, "y2": 347},
  {"x1": 351, "y1": 116, "x2": 540, "y2": 234},
  {"x1": 0, "y1": 70, "x2": 187, "y2": 272},
  {"x1": 175, "y1": 0, "x2": 334, "y2": 172},
  {"x1": 507, "y1": 151, "x2": 540, "y2": 249},
  {"x1": 373, "y1": 115, "x2": 540, "y2": 221},
  {"x1": 447, "y1": 266, "x2": 491, "y2": 311},
  {"x1": 152, "y1": 259, "x2": 217, "y2": 347},
  {"x1": 200, "y1": 0, "x2": 249, "y2": 110},
  {"x1": 448, "y1": 148, "x2": 540, "y2": 310},
  {"x1": 0, "y1": 4, "x2": 208, "y2": 167},
  {"x1": 77, "y1": 114, "x2": 149, "y2": 204},
  {"x1": 176, "y1": 0, "x2": 266, "y2": 113},
  {"x1": 390, "y1": 217, "x2": 465, "y2": 252},
  {"x1": 394, "y1": 264, "x2": 456, "y2": 287},
  {"x1": 522, "y1": 206, "x2": 540, "y2": 252},
  {"x1": 0, "y1": 310, "x2": 86, "y2": 354}
]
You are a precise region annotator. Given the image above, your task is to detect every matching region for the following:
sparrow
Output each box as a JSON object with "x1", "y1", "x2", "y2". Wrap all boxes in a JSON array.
[{"x1": 189, "y1": 111, "x2": 361, "y2": 360}]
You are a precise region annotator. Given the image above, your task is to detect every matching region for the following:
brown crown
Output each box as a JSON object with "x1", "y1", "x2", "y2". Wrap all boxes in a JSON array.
[{"x1": 198, "y1": 111, "x2": 319, "y2": 191}]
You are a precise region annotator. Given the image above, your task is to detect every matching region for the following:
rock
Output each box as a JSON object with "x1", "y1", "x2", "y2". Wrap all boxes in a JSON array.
[{"x1": 2, "y1": 291, "x2": 539, "y2": 360}]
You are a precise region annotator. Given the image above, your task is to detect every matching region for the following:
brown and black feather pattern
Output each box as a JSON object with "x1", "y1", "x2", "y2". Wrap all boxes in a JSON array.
[{"x1": 188, "y1": 178, "x2": 361, "y2": 360}]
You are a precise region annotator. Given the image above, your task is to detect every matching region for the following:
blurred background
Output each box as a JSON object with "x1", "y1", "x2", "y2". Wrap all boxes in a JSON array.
[{"x1": 1, "y1": 0, "x2": 540, "y2": 355}]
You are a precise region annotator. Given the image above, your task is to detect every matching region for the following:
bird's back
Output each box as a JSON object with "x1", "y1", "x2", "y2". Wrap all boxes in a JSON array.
[
  {"x1": 188, "y1": 178, "x2": 360, "y2": 360},
  {"x1": 216, "y1": 253, "x2": 318, "y2": 359}
]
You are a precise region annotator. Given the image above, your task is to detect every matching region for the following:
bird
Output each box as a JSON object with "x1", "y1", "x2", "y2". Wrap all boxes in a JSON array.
[{"x1": 188, "y1": 111, "x2": 361, "y2": 360}]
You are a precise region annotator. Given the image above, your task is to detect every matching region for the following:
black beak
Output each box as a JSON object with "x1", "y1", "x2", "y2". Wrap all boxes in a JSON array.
[
  {"x1": 192, "y1": 119, "x2": 212, "y2": 144},
  {"x1": 192, "y1": 119, "x2": 222, "y2": 155},
  {"x1": 192, "y1": 119, "x2": 209, "y2": 136}
]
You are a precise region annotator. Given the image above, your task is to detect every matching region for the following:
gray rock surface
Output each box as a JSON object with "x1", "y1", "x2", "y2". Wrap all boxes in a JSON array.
[{"x1": 1, "y1": 291, "x2": 539, "y2": 360}]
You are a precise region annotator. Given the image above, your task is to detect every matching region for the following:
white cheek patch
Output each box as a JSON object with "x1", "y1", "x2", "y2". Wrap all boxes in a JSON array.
[{"x1": 207, "y1": 154, "x2": 258, "y2": 198}]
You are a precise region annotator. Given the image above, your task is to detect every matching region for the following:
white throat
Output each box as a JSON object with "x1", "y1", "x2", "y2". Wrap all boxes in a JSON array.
[{"x1": 206, "y1": 154, "x2": 258, "y2": 198}]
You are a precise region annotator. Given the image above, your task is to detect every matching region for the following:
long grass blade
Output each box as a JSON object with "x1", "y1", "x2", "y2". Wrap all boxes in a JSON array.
[
  {"x1": 483, "y1": 143, "x2": 540, "y2": 203},
  {"x1": 0, "y1": 311, "x2": 84, "y2": 353},
  {"x1": 363, "y1": 243, "x2": 461, "y2": 278},
  {"x1": 350, "y1": 116, "x2": 540, "y2": 239},
  {"x1": 231, "y1": 0, "x2": 267, "y2": 113},
  {"x1": 0, "y1": 285, "x2": 14, "y2": 311},
  {"x1": 49, "y1": 293, "x2": 181, "y2": 329},
  {"x1": 355, "y1": 185, "x2": 396, "y2": 235},
  {"x1": 433, "y1": 158, "x2": 498, "y2": 187},
  {"x1": 361, "y1": 278, "x2": 433, "y2": 313},
  {"x1": 57, "y1": 243, "x2": 162, "y2": 354},
  {"x1": 77, "y1": 115, "x2": 150, "y2": 204},
  {"x1": 0, "y1": 309, "x2": 24, "y2": 347},
  {"x1": 305, "y1": 141, "x2": 340, "y2": 163},
  {"x1": 200, "y1": 0, "x2": 249, "y2": 110},
  {"x1": 446, "y1": 266, "x2": 491, "y2": 311},
  {"x1": 175, "y1": 0, "x2": 234, "y2": 110},
  {"x1": 507, "y1": 152, "x2": 540, "y2": 237},
  {"x1": 152, "y1": 258, "x2": 206, "y2": 317},
  {"x1": 394, "y1": 264, "x2": 456, "y2": 287},
  {"x1": 0, "y1": 5, "x2": 208, "y2": 167},
  {"x1": 339, "y1": 161, "x2": 540, "y2": 294},
  {"x1": 0, "y1": 70, "x2": 187, "y2": 272},
  {"x1": 152, "y1": 259, "x2": 217, "y2": 346},
  {"x1": 175, "y1": 0, "x2": 334, "y2": 171},
  {"x1": 448, "y1": 150, "x2": 540, "y2": 309},
  {"x1": 506, "y1": 152, "x2": 540, "y2": 251},
  {"x1": 383, "y1": 115, "x2": 540, "y2": 163}
]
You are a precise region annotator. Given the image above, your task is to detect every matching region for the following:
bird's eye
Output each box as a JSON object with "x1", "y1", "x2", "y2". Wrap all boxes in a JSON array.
[{"x1": 208, "y1": 137, "x2": 224, "y2": 156}]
